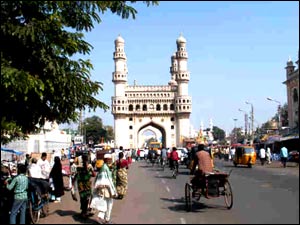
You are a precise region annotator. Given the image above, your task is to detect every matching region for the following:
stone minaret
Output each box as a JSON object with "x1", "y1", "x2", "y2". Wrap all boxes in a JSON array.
[
  {"x1": 285, "y1": 56, "x2": 295, "y2": 78},
  {"x1": 112, "y1": 35, "x2": 129, "y2": 148},
  {"x1": 168, "y1": 53, "x2": 178, "y2": 86},
  {"x1": 174, "y1": 33, "x2": 192, "y2": 146}
]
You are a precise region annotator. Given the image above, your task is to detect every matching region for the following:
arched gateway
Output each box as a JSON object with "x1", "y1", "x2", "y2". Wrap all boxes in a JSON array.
[{"x1": 111, "y1": 34, "x2": 192, "y2": 149}]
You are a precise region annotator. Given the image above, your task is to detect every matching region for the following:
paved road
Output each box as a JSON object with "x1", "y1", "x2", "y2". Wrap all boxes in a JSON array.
[{"x1": 39, "y1": 159, "x2": 299, "y2": 224}]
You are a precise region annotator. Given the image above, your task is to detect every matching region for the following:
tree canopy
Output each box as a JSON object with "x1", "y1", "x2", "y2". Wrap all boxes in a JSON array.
[
  {"x1": 80, "y1": 115, "x2": 114, "y2": 145},
  {"x1": 1, "y1": 1, "x2": 159, "y2": 144}
]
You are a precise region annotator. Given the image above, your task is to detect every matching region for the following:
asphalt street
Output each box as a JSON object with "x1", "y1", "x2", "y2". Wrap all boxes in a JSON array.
[{"x1": 39, "y1": 158, "x2": 299, "y2": 224}]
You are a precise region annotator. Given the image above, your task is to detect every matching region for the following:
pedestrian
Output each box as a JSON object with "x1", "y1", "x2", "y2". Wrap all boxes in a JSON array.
[
  {"x1": 266, "y1": 147, "x2": 272, "y2": 164},
  {"x1": 5, "y1": 164, "x2": 28, "y2": 224},
  {"x1": 1, "y1": 162, "x2": 13, "y2": 224},
  {"x1": 49, "y1": 156, "x2": 64, "y2": 203},
  {"x1": 161, "y1": 146, "x2": 168, "y2": 166},
  {"x1": 70, "y1": 159, "x2": 78, "y2": 201},
  {"x1": 230, "y1": 146, "x2": 236, "y2": 162},
  {"x1": 116, "y1": 151, "x2": 129, "y2": 199},
  {"x1": 90, "y1": 153, "x2": 117, "y2": 224},
  {"x1": 24, "y1": 154, "x2": 31, "y2": 170},
  {"x1": 259, "y1": 147, "x2": 266, "y2": 166},
  {"x1": 280, "y1": 146, "x2": 288, "y2": 168},
  {"x1": 37, "y1": 152, "x2": 51, "y2": 182},
  {"x1": 77, "y1": 154, "x2": 96, "y2": 218},
  {"x1": 136, "y1": 149, "x2": 141, "y2": 161},
  {"x1": 28, "y1": 157, "x2": 42, "y2": 179}
]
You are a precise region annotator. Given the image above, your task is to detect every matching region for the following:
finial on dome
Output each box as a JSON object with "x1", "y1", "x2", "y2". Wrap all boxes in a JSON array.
[
  {"x1": 115, "y1": 34, "x2": 124, "y2": 43},
  {"x1": 288, "y1": 56, "x2": 292, "y2": 62},
  {"x1": 176, "y1": 33, "x2": 186, "y2": 44}
]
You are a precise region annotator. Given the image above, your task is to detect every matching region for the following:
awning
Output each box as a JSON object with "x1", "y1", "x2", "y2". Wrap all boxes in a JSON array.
[{"x1": 1, "y1": 148, "x2": 24, "y2": 156}]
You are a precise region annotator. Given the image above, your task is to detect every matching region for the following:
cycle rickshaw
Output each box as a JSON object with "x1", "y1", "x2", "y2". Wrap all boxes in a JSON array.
[{"x1": 185, "y1": 170, "x2": 233, "y2": 212}]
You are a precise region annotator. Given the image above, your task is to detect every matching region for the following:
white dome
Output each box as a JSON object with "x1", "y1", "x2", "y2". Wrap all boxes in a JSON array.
[
  {"x1": 176, "y1": 33, "x2": 186, "y2": 44},
  {"x1": 115, "y1": 35, "x2": 124, "y2": 43}
]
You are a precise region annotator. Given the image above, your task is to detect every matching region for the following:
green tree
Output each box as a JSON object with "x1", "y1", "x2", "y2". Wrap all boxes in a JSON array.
[
  {"x1": 1, "y1": 1, "x2": 159, "y2": 144},
  {"x1": 212, "y1": 126, "x2": 225, "y2": 141},
  {"x1": 83, "y1": 116, "x2": 104, "y2": 145},
  {"x1": 104, "y1": 125, "x2": 114, "y2": 142}
]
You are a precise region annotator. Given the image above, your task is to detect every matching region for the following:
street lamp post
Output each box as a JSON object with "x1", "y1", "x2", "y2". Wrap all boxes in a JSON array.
[
  {"x1": 233, "y1": 118, "x2": 238, "y2": 143},
  {"x1": 267, "y1": 97, "x2": 281, "y2": 132},
  {"x1": 245, "y1": 101, "x2": 254, "y2": 144},
  {"x1": 238, "y1": 109, "x2": 248, "y2": 136}
]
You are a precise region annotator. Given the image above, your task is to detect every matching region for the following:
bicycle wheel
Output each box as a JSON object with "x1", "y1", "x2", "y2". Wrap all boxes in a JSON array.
[
  {"x1": 223, "y1": 181, "x2": 233, "y2": 209},
  {"x1": 185, "y1": 183, "x2": 192, "y2": 212},
  {"x1": 28, "y1": 200, "x2": 41, "y2": 224}
]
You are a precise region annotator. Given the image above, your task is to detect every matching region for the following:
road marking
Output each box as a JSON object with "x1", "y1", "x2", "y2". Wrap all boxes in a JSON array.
[
  {"x1": 180, "y1": 218, "x2": 186, "y2": 224},
  {"x1": 161, "y1": 179, "x2": 166, "y2": 184},
  {"x1": 165, "y1": 186, "x2": 170, "y2": 192}
]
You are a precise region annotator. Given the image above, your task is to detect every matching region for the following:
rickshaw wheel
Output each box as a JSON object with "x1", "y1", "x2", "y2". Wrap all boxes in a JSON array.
[
  {"x1": 185, "y1": 183, "x2": 192, "y2": 212},
  {"x1": 223, "y1": 181, "x2": 233, "y2": 209},
  {"x1": 29, "y1": 201, "x2": 41, "y2": 224}
]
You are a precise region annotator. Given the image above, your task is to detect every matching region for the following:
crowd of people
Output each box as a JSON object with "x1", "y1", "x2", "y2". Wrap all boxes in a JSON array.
[
  {"x1": 0, "y1": 145, "x2": 132, "y2": 224},
  {"x1": 70, "y1": 145, "x2": 130, "y2": 224}
]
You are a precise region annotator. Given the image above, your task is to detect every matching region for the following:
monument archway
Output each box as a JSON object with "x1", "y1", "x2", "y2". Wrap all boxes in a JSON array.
[
  {"x1": 137, "y1": 122, "x2": 166, "y2": 148},
  {"x1": 111, "y1": 34, "x2": 192, "y2": 149}
]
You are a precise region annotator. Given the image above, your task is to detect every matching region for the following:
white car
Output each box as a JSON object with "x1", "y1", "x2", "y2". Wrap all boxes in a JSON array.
[{"x1": 176, "y1": 147, "x2": 189, "y2": 164}]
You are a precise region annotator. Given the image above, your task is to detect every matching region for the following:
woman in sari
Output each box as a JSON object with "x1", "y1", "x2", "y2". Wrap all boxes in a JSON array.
[
  {"x1": 116, "y1": 152, "x2": 129, "y2": 199},
  {"x1": 77, "y1": 154, "x2": 96, "y2": 218},
  {"x1": 91, "y1": 154, "x2": 117, "y2": 224}
]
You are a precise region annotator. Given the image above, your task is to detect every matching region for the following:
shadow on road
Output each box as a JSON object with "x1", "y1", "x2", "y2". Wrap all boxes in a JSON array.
[
  {"x1": 160, "y1": 197, "x2": 229, "y2": 213},
  {"x1": 52, "y1": 209, "x2": 99, "y2": 224}
]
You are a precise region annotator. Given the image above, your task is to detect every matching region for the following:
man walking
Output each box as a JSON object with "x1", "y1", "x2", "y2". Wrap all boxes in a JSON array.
[
  {"x1": 280, "y1": 146, "x2": 288, "y2": 168},
  {"x1": 259, "y1": 147, "x2": 266, "y2": 166}
]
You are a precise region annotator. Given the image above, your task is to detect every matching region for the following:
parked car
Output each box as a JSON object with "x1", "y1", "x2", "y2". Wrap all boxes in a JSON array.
[{"x1": 288, "y1": 150, "x2": 299, "y2": 164}]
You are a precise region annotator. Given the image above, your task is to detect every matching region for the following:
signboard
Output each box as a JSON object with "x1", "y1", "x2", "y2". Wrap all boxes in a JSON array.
[{"x1": 74, "y1": 136, "x2": 84, "y2": 144}]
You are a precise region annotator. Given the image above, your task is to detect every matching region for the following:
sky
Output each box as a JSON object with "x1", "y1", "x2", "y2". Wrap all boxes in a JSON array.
[{"x1": 64, "y1": 1, "x2": 299, "y2": 135}]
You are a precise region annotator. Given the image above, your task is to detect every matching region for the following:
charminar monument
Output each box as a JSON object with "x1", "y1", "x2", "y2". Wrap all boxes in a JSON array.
[{"x1": 111, "y1": 34, "x2": 192, "y2": 149}]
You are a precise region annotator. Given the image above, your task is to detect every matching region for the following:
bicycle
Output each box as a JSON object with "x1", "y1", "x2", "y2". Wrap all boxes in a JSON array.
[
  {"x1": 27, "y1": 178, "x2": 50, "y2": 224},
  {"x1": 171, "y1": 160, "x2": 179, "y2": 179},
  {"x1": 185, "y1": 170, "x2": 233, "y2": 212}
]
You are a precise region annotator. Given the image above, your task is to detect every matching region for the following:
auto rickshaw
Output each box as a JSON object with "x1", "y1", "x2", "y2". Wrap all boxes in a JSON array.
[{"x1": 233, "y1": 145, "x2": 256, "y2": 168}]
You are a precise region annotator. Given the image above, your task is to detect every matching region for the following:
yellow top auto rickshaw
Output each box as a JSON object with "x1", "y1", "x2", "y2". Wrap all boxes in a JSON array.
[{"x1": 233, "y1": 145, "x2": 256, "y2": 168}]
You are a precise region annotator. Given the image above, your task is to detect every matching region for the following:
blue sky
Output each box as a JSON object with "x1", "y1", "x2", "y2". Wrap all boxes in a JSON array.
[{"x1": 68, "y1": 1, "x2": 299, "y2": 134}]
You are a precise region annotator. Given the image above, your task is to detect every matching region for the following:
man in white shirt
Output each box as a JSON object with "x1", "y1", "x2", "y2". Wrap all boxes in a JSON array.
[
  {"x1": 28, "y1": 157, "x2": 42, "y2": 178},
  {"x1": 37, "y1": 152, "x2": 51, "y2": 181},
  {"x1": 259, "y1": 147, "x2": 266, "y2": 166}
]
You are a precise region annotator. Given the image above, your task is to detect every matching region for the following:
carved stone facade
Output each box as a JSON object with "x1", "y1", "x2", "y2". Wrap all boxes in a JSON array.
[
  {"x1": 111, "y1": 35, "x2": 192, "y2": 149},
  {"x1": 283, "y1": 52, "x2": 299, "y2": 129}
]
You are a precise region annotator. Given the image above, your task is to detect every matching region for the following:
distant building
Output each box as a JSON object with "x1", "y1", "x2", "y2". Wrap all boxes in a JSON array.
[
  {"x1": 283, "y1": 52, "x2": 299, "y2": 130},
  {"x1": 3, "y1": 121, "x2": 72, "y2": 155}
]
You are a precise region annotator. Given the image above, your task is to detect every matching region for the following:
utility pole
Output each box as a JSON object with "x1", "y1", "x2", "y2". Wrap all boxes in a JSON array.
[
  {"x1": 233, "y1": 118, "x2": 238, "y2": 143},
  {"x1": 246, "y1": 101, "x2": 254, "y2": 144}
]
